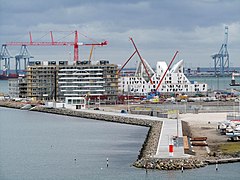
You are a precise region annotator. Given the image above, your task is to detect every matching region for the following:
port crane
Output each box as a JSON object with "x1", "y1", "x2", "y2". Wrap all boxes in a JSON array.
[
  {"x1": 0, "y1": 45, "x2": 12, "y2": 76},
  {"x1": 212, "y1": 26, "x2": 230, "y2": 76}
]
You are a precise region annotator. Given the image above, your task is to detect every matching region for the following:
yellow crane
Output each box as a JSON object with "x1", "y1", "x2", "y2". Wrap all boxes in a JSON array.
[{"x1": 88, "y1": 45, "x2": 95, "y2": 62}]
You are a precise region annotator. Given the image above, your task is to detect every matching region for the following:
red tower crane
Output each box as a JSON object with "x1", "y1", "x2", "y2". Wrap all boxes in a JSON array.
[
  {"x1": 6, "y1": 30, "x2": 107, "y2": 62},
  {"x1": 118, "y1": 37, "x2": 153, "y2": 84}
]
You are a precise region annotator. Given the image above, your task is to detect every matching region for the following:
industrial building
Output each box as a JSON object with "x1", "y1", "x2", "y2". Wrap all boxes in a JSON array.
[{"x1": 26, "y1": 60, "x2": 119, "y2": 104}]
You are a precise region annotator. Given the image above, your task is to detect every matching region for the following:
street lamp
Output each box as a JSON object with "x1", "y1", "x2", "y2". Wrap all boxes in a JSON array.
[
  {"x1": 88, "y1": 97, "x2": 90, "y2": 109},
  {"x1": 177, "y1": 110, "x2": 179, "y2": 138},
  {"x1": 98, "y1": 95, "x2": 101, "y2": 108},
  {"x1": 127, "y1": 84, "x2": 130, "y2": 112},
  {"x1": 216, "y1": 74, "x2": 220, "y2": 90}
]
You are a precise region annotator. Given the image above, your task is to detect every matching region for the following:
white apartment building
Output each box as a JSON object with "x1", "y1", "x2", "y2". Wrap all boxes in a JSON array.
[{"x1": 119, "y1": 60, "x2": 207, "y2": 95}]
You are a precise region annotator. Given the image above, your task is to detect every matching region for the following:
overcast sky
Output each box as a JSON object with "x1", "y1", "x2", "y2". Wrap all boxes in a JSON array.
[{"x1": 0, "y1": 0, "x2": 240, "y2": 69}]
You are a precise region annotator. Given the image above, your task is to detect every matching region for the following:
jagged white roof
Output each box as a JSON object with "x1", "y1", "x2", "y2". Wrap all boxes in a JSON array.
[
  {"x1": 135, "y1": 58, "x2": 155, "y2": 77},
  {"x1": 170, "y1": 59, "x2": 184, "y2": 73},
  {"x1": 156, "y1": 61, "x2": 168, "y2": 76}
]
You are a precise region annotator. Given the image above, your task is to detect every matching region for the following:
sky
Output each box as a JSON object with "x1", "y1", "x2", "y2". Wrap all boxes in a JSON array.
[{"x1": 0, "y1": 0, "x2": 240, "y2": 69}]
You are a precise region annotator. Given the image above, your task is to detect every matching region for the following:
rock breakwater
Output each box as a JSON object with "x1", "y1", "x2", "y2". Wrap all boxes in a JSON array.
[
  {"x1": 0, "y1": 101, "x2": 161, "y2": 159},
  {"x1": 134, "y1": 157, "x2": 207, "y2": 170},
  {"x1": 4, "y1": 101, "x2": 238, "y2": 170},
  {"x1": 0, "y1": 101, "x2": 25, "y2": 109},
  {"x1": 30, "y1": 106, "x2": 162, "y2": 159},
  {"x1": 29, "y1": 106, "x2": 162, "y2": 159}
]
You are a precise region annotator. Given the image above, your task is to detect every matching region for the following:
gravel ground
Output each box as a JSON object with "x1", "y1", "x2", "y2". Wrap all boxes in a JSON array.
[{"x1": 180, "y1": 112, "x2": 230, "y2": 157}]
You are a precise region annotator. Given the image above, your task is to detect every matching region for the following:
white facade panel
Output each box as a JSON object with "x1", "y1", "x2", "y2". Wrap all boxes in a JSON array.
[{"x1": 119, "y1": 60, "x2": 207, "y2": 95}]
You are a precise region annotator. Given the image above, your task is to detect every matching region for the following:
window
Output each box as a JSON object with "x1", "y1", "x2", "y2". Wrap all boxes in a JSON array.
[{"x1": 80, "y1": 99, "x2": 84, "y2": 104}]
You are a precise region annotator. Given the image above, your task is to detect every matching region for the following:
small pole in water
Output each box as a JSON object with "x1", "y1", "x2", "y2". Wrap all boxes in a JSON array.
[
  {"x1": 216, "y1": 161, "x2": 218, "y2": 171},
  {"x1": 106, "y1": 157, "x2": 109, "y2": 168},
  {"x1": 145, "y1": 162, "x2": 148, "y2": 174},
  {"x1": 181, "y1": 166, "x2": 184, "y2": 173}
]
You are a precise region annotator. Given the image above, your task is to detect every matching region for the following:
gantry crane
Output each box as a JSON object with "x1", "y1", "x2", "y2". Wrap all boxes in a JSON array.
[
  {"x1": 212, "y1": 26, "x2": 230, "y2": 76},
  {"x1": 15, "y1": 45, "x2": 33, "y2": 75},
  {"x1": 0, "y1": 44, "x2": 12, "y2": 76}
]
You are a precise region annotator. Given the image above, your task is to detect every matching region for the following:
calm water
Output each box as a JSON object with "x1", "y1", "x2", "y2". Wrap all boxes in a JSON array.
[
  {"x1": 0, "y1": 107, "x2": 240, "y2": 180},
  {"x1": 188, "y1": 76, "x2": 240, "y2": 91}
]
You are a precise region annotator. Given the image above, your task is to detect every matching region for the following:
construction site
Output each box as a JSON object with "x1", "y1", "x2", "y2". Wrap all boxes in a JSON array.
[{"x1": 0, "y1": 27, "x2": 239, "y2": 105}]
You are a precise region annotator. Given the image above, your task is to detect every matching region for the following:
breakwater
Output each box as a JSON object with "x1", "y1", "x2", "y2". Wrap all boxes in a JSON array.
[
  {"x1": 0, "y1": 101, "x2": 210, "y2": 170},
  {"x1": 134, "y1": 158, "x2": 207, "y2": 170},
  {"x1": 205, "y1": 158, "x2": 240, "y2": 164},
  {"x1": 31, "y1": 106, "x2": 162, "y2": 159},
  {"x1": 2, "y1": 100, "x2": 239, "y2": 170},
  {"x1": 0, "y1": 101, "x2": 161, "y2": 161}
]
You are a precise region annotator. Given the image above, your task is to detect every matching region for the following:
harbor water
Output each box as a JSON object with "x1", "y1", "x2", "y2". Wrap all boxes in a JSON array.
[
  {"x1": 0, "y1": 107, "x2": 240, "y2": 180},
  {"x1": 188, "y1": 76, "x2": 240, "y2": 91}
]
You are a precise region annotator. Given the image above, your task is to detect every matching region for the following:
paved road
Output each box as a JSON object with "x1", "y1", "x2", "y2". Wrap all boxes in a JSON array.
[
  {"x1": 154, "y1": 118, "x2": 188, "y2": 158},
  {"x1": 82, "y1": 109, "x2": 163, "y2": 121}
]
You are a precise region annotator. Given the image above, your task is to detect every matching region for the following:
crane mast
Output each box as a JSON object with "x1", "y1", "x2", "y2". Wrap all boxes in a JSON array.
[
  {"x1": 118, "y1": 37, "x2": 154, "y2": 84},
  {"x1": 155, "y1": 51, "x2": 179, "y2": 92}
]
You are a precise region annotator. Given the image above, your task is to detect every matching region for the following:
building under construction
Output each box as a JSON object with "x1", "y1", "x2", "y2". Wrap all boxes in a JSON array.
[
  {"x1": 118, "y1": 38, "x2": 207, "y2": 97},
  {"x1": 119, "y1": 59, "x2": 207, "y2": 96},
  {"x1": 26, "y1": 60, "x2": 118, "y2": 104}
]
